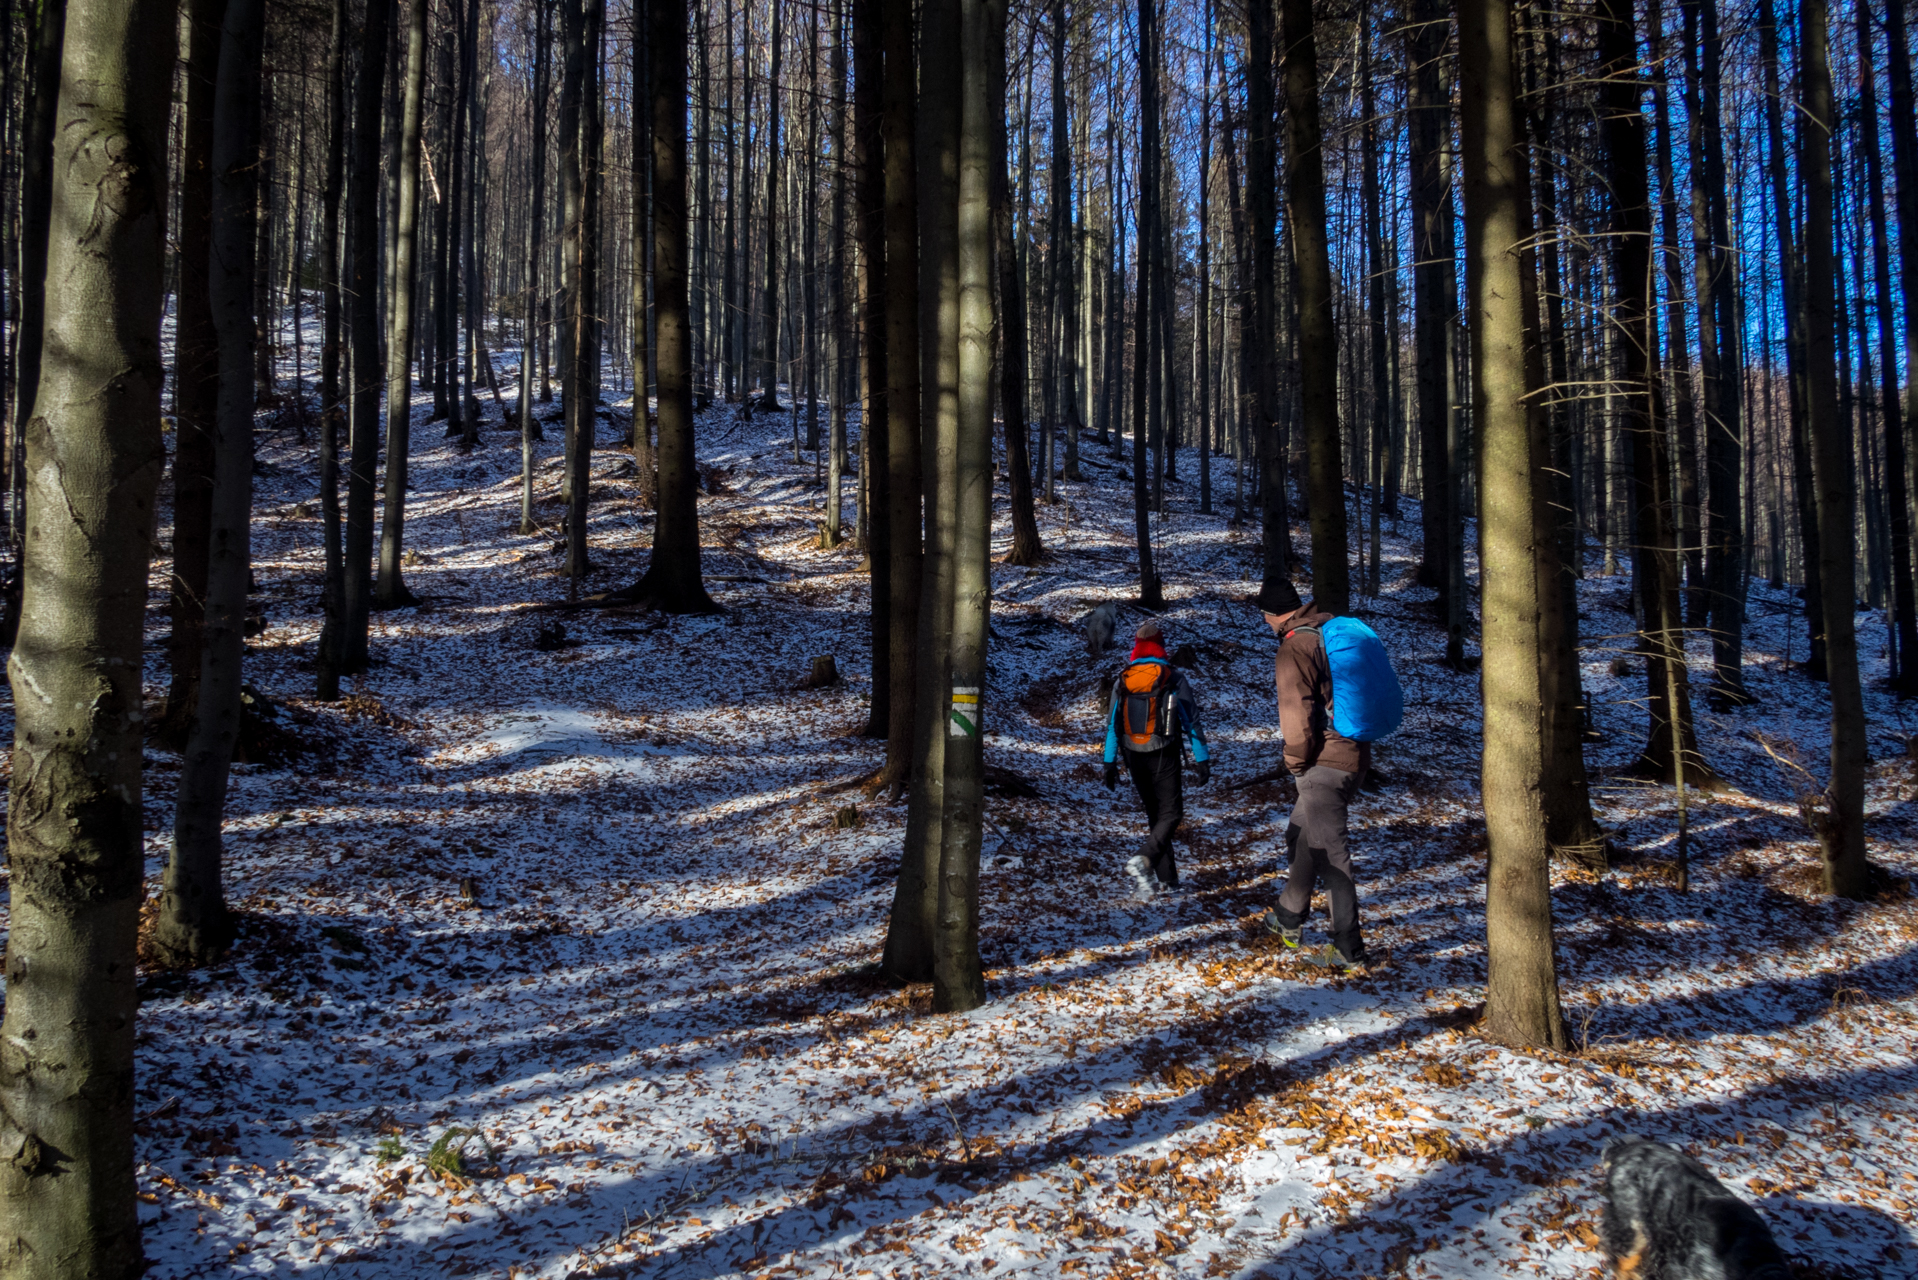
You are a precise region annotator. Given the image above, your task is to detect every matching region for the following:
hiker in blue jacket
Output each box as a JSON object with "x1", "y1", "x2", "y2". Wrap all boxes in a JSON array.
[
  {"x1": 1102, "y1": 620, "x2": 1210, "y2": 899},
  {"x1": 1252, "y1": 579, "x2": 1402, "y2": 969}
]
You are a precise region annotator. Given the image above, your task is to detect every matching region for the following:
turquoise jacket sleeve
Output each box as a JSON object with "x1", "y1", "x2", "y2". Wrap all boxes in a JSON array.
[
  {"x1": 1174, "y1": 671, "x2": 1210, "y2": 763},
  {"x1": 1103, "y1": 680, "x2": 1122, "y2": 764}
]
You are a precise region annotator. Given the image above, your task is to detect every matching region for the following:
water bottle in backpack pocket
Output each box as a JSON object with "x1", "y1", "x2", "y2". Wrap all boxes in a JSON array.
[{"x1": 1293, "y1": 617, "x2": 1403, "y2": 742}]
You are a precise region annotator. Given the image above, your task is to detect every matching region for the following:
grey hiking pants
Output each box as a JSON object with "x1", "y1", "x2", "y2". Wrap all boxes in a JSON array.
[{"x1": 1270, "y1": 765, "x2": 1365, "y2": 961}]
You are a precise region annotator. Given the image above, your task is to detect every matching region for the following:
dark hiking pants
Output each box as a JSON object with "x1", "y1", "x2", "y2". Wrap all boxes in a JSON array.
[
  {"x1": 1270, "y1": 764, "x2": 1365, "y2": 961},
  {"x1": 1124, "y1": 745, "x2": 1183, "y2": 886}
]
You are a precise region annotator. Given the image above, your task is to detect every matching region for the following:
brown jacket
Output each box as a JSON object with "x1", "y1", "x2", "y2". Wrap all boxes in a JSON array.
[{"x1": 1275, "y1": 607, "x2": 1370, "y2": 776}]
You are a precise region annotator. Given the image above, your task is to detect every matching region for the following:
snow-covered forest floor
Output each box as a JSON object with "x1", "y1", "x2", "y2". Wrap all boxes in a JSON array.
[{"x1": 7, "y1": 371, "x2": 1916, "y2": 1279}]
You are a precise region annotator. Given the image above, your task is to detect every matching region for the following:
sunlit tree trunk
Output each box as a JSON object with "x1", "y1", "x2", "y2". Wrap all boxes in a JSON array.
[
  {"x1": 1459, "y1": 0, "x2": 1570, "y2": 1051},
  {"x1": 0, "y1": 0, "x2": 169, "y2": 1264},
  {"x1": 375, "y1": 0, "x2": 430, "y2": 609}
]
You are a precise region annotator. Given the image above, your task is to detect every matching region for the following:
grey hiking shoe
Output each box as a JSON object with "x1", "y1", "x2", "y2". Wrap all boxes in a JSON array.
[
  {"x1": 1125, "y1": 856, "x2": 1156, "y2": 900},
  {"x1": 1261, "y1": 910, "x2": 1303, "y2": 949},
  {"x1": 1299, "y1": 943, "x2": 1366, "y2": 971}
]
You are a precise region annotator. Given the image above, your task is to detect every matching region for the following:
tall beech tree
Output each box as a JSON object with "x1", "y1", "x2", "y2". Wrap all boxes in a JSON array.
[
  {"x1": 155, "y1": 0, "x2": 268, "y2": 970},
  {"x1": 1458, "y1": 0, "x2": 1569, "y2": 1050},
  {"x1": 1798, "y1": 0, "x2": 1868, "y2": 898},
  {"x1": 1279, "y1": 0, "x2": 1346, "y2": 613},
  {"x1": 0, "y1": 0, "x2": 172, "y2": 1264}
]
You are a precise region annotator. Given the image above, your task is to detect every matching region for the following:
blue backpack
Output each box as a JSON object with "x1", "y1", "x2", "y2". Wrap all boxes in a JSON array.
[{"x1": 1291, "y1": 616, "x2": 1403, "y2": 742}]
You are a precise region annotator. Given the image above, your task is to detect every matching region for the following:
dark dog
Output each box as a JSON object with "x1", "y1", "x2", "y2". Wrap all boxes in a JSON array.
[{"x1": 1600, "y1": 1137, "x2": 1791, "y2": 1279}]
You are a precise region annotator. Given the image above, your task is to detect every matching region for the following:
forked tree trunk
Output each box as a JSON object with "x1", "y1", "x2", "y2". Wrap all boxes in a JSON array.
[
  {"x1": 934, "y1": 0, "x2": 997, "y2": 1017},
  {"x1": 1458, "y1": 0, "x2": 1570, "y2": 1051},
  {"x1": 0, "y1": 0, "x2": 170, "y2": 1266},
  {"x1": 155, "y1": 0, "x2": 266, "y2": 970},
  {"x1": 1797, "y1": 0, "x2": 1869, "y2": 899},
  {"x1": 162, "y1": 0, "x2": 224, "y2": 736},
  {"x1": 375, "y1": 0, "x2": 430, "y2": 610},
  {"x1": 1278, "y1": 0, "x2": 1347, "y2": 615}
]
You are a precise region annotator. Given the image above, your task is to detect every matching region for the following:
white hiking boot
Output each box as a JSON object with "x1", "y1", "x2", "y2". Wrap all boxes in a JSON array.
[{"x1": 1125, "y1": 856, "x2": 1156, "y2": 901}]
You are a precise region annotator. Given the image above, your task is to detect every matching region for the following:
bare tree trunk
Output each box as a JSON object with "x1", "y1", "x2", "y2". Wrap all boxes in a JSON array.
[
  {"x1": 375, "y1": 0, "x2": 429, "y2": 609},
  {"x1": 155, "y1": 0, "x2": 266, "y2": 969},
  {"x1": 934, "y1": 0, "x2": 996, "y2": 1017},
  {"x1": 596, "y1": 0, "x2": 714, "y2": 615},
  {"x1": 1051, "y1": 0, "x2": 1080, "y2": 484},
  {"x1": 1279, "y1": 0, "x2": 1347, "y2": 614},
  {"x1": 1130, "y1": 0, "x2": 1162, "y2": 609},
  {"x1": 822, "y1": 0, "x2": 849, "y2": 547},
  {"x1": 880, "y1": 0, "x2": 922, "y2": 793},
  {"x1": 852, "y1": 0, "x2": 890, "y2": 737},
  {"x1": 1246, "y1": 0, "x2": 1288, "y2": 588},
  {"x1": 520, "y1": 0, "x2": 551, "y2": 533},
  {"x1": 884, "y1": 0, "x2": 952, "y2": 984},
  {"x1": 1601, "y1": 0, "x2": 1710, "y2": 787},
  {"x1": 995, "y1": 33, "x2": 1044, "y2": 568},
  {"x1": 162, "y1": 0, "x2": 223, "y2": 736},
  {"x1": 342, "y1": 0, "x2": 392, "y2": 673},
  {"x1": 0, "y1": 0, "x2": 169, "y2": 1263},
  {"x1": 1459, "y1": 0, "x2": 1569, "y2": 1051},
  {"x1": 1758, "y1": 0, "x2": 1822, "y2": 675},
  {"x1": 1881, "y1": 0, "x2": 1918, "y2": 690},
  {"x1": 1798, "y1": 0, "x2": 1869, "y2": 898},
  {"x1": 316, "y1": 0, "x2": 349, "y2": 700}
]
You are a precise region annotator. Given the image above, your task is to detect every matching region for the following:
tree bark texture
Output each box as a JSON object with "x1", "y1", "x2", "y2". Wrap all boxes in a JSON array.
[
  {"x1": 376, "y1": 0, "x2": 430, "y2": 609},
  {"x1": 0, "y1": 0, "x2": 170, "y2": 1266},
  {"x1": 1457, "y1": 0, "x2": 1570, "y2": 1051},
  {"x1": 1278, "y1": 0, "x2": 1347, "y2": 614}
]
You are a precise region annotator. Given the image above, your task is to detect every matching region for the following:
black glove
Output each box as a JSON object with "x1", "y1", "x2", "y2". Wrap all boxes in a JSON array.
[
  {"x1": 1194, "y1": 760, "x2": 1211, "y2": 786},
  {"x1": 1102, "y1": 762, "x2": 1119, "y2": 790}
]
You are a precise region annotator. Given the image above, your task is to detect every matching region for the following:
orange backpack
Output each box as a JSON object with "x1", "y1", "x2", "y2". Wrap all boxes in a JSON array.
[{"x1": 1120, "y1": 661, "x2": 1174, "y2": 749}]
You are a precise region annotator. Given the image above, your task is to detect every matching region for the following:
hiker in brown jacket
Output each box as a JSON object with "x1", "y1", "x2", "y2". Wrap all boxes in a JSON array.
[{"x1": 1254, "y1": 579, "x2": 1371, "y2": 969}]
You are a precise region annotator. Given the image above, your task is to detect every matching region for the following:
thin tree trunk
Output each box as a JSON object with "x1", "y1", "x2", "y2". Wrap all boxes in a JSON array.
[
  {"x1": 343, "y1": 0, "x2": 392, "y2": 672},
  {"x1": 1279, "y1": 0, "x2": 1346, "y2": 614},
  {"x1": 755, "y1": 0, "x2": 784, "y2": 410},
  {"x1": 520, "y1": 0, "x2": 551, "y2": 533},
  {"x1": 162, "y1": 0, "x2": 223, "y2": 736},
  {"x1": 822, "y1": 0, "x2": 849, "y2": 546},
  {"x1": 0, "y1": 0, "x2": 169, "y2": 1263},
  {"x1": 997, "y1": 38, "x2": 1043, "y2": 567},
  {"x1": 1246, "y1": 0, "x2": 1287, "y2": 587},
  {"x1": 1882, "y1": 0, "x2": 1918, "y2": 690},
  {"x1": 1798, "y1": 0, "x2": 1869, "y2": 898},
  {"x1": 1409, "y1": 0, "x2": 1454, "y2": 622},
  {"x1": 1458, "y1": 0, "x2": 1570, "y2": 1051},
  {"x1": 879, "y1": 0, "x2": 923, "y2": 795},
  {"x1": 596, "y1": 0, "x2": 714, "y2": 615},
  {"x1": 375, "y1": 0, "x2": 429, "y2": 609},
  {"x1": 1758, "y1": 0, "x2": 1822, "y2": 675},
  {"x1": 316, "y1": 0, "x2": 349, "y2": 700},
  {"x1": 884, "y1": 0, "x2": 952, "y2": 984},
  {"x1": 155, "y1": 0, "x2": 266, "y2": 970},
  {"x1": 934, "y1": 0, "x2": 996, "y2": 1017},
  {"x1": 1601, "y1": 0, "x2": 1711, "y2": 787},
  {"x1": 631, "y1": 0, "x2": 655, "y2": 499},
  {"x1": 1130, "y1": 0, "x2": 1162, "y2": 609},
  {"x1": 852, "y1": 0, "x2": 889, "y2": 738}
]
